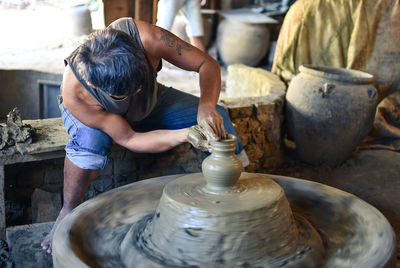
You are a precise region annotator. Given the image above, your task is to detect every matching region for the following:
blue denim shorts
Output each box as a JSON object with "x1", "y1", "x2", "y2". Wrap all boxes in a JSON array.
[
  {"x1": 59, "y1": 96, "x2": 113, "y2": 170},
  {"x1": 59, "y1": 86, "x2": 245, "y2": 170}
]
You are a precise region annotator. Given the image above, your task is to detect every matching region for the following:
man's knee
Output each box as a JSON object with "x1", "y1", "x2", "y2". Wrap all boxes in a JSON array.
[{"x1": 65, "y1": 149, "x2": 108, "y2": 170}]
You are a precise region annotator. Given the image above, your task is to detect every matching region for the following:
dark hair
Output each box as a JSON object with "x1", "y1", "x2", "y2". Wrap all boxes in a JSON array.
[{"x1": 76, "y1": 28, "x2": 149, "y2": 96}]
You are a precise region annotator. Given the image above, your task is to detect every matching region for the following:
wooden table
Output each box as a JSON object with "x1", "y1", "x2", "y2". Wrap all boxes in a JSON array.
[{"x1": 0, "y1": 118, "x2": 69, "y2": 239}]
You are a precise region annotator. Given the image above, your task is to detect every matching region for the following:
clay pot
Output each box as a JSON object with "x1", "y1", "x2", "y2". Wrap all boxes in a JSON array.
[
  {"x1": 216, "y1": 18, "x2": 270, "y2": 66},
  {"x1": 285, "y1": 65, "x2": 378, "y2": 166},
  {"x1": 202, "y1": 134, "x2": 242, "y2": 191},
  {"x1": 69, "y1": 3, "x2": 93, "y2": 36}
]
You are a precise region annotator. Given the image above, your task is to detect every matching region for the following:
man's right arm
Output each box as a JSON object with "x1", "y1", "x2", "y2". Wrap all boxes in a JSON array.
[
  {"x1": 62, "y1": 85, "x2": 189, "y2": 153},
  {"x1": 97, "y1": 111, "x2": 189, "y2": 153}
]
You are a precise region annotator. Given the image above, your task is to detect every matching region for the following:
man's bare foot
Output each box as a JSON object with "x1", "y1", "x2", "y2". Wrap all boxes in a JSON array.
[{"x1": 41, "y1": 208, "x2": 71, "y2": 254}]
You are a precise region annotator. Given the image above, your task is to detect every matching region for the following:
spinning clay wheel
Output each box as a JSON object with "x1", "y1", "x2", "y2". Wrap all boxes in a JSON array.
[{"x1": 53, "y1": 136, "x2": 396, "y2": 267}]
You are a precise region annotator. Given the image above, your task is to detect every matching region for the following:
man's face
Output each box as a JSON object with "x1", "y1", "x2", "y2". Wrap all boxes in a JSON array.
[
  {"x1": 86, "y1": 78, "x2": 142, "y2": 100},
  {"x1": 109, "y1": 87, "x2": 142, "y2": 100}
]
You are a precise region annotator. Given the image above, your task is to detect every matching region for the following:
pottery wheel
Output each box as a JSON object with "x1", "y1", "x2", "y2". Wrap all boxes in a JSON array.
[
  {"x1": 52, "y1": 173, "x2": 396, "y2": 268},
  {"x1": 121, "y1": 173, "x2": 325, "y2": 267}
]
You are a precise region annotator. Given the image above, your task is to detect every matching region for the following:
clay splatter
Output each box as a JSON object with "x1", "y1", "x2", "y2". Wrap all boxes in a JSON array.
[{"x1": 0, "y1": 108, "x2": 36, "y2": 153}]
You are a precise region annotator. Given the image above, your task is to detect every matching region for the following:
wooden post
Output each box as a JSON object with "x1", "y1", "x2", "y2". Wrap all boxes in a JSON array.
[
  {"x1": 153, "y1": 0, "x2": 158, "y2": 24},
  {"x1": 0, "y1": 165, "x2": 5, "y2": 240},
  {"x1": 134, "y1": 0, "x2": 154, "y2": 23},
  {"x1": 103, "y1": 0, "x2": 135, "y2": 26}
]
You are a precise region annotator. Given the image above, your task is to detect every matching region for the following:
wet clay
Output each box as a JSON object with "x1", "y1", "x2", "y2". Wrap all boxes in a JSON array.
[
  {"x1": 122, "y1": 173, "x2": 325, "y2": 267},
  {"x1": 0, "y1": 108, "x2": 36, "y2": 154},
  {"x1": 202, "y1": 134, "x2": 242, "y2": 190},
  {"x1": 120, "y1": 136, "x2": 325, "y2": 267}
]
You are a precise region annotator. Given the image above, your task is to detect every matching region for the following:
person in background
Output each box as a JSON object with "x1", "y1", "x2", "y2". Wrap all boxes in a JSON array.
[{"x1": 156, "y1": 0, "x2": 207, "y2": 52}]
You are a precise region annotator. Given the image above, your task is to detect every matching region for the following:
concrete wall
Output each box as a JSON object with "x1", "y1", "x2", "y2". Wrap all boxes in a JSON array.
[{"x1": 0, "y1": 70, "x2": 62, "y2": 120}]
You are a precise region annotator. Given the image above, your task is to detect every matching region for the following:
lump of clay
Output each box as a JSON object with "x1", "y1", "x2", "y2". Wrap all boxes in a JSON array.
[
  {"x1": 0, "y1": 108, "x2": 36, "y2": 152},
  {"x1": 226, "y1": 64, "x2": 287, "y2": 98}
]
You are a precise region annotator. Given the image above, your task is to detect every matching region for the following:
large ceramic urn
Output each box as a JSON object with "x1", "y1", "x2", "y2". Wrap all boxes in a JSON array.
[
  {"x1": 285, "y1": 65, "x2": 379, "y2": 166},
  {"x1": 69, "y1": 3, "x2": 92, "y2": 36},
  {"x1": 217, "y1": 19, "x2": 270, "y2": 66},
  {"x1": 216, "y1": 9, "x2": 276, "y2": 67}
]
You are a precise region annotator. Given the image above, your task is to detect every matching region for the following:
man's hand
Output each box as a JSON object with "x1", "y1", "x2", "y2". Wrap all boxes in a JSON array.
[
  {"x1": 197, "y1": 103, "x2": 227, "y2": 139},
  {"x1": 187, "y1": 124, "x2": 218, "y2": 151}
]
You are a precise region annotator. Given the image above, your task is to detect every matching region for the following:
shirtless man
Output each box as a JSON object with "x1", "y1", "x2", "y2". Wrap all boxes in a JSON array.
[{"x1": 40, "y1": 17, "x2": 248, "y2": 254}]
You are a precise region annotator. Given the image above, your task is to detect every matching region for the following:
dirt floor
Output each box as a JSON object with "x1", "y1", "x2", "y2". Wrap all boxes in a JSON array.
[{"x1": 1, "y1": 3, "x2": 399, "y2": 267}]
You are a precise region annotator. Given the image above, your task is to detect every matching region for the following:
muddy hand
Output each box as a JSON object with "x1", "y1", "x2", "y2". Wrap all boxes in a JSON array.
[
  {"x1": 197, "y1": 104, "x2": 227, "y2": 139},
  {"x1": 187, "y1": 125, "x2": 219, "y2": 151}
]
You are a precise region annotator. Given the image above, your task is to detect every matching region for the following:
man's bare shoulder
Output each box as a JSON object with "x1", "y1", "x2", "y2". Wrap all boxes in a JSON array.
[
  {"x1": 135, "y1": 21, "x2": 158, "y2": 47},
  {"x1": 62, "y1": 66, "x2": 100, "y2": 108}
]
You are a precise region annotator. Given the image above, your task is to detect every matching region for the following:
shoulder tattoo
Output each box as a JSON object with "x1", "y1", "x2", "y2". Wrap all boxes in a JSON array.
[{"x1": 159, "y1": 30, "x2": 191, "y2": 56}]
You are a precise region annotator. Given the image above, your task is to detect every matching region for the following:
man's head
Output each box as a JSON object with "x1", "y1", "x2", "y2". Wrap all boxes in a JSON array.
[{"x1": 76, "y1": 28, "x2": 149, "y2": 96}]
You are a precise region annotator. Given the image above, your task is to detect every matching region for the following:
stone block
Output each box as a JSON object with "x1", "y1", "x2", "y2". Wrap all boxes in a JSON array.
[
  {"x1": 232, "y1": 118, "x2": 249, "y2": 132},
  {"x1": 122, "y1": 150, "x2": 139, "y2": 161},
  {"x1": 181, "y1": 159, "x2": 202, "y2": 173},
  {"x1": 175, "y1": 150, "x2": 198, "y2": 164},
  {"x1": 251, "y1": 128, "x2": 266, "y2": 144},
  {"x1": 248, "y1": 117, "x2": 261, "y2": 129},
  {"x1": 263, "y1": 154, "x2": 283, "y2": 169},
  {"x1": 246, "y1": 143, "x2": 265, "y2": 160},
  {"x1": 156, "y1": 155, "x2": 176, "y2": 170},
  {"x1": 6, "y1": 222, "x2": 54, "y2": 268},
  {"x1": 239, "y1": 133, "x2": 251, "y2": 147},
  {"x1": 227, "y1": 105, "x2": 254, "y2": 118},
  {"x1": 31, "y1": 188, "x2": 61, "y2": 223},
  {"x1": 114, "y1": 158, "x2": 137, "y2": 176},
  {"x1": 246, "y1": 158, "x2": 262, "y2": 172},
  {"x1": 173, "y1": 143, "x2": 192, "y2": 153},
  {"x1": 92, "y1": 176, "x2": 114, "y2": 193}
]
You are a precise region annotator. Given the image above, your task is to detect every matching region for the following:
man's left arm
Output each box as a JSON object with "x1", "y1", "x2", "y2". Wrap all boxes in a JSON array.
[{"x1": 137, "y1": 20, "x2": 226, "y2": 138}]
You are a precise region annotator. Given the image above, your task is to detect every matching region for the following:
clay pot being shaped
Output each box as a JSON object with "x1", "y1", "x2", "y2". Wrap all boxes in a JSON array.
[
  {"x1": 202, "y1": 134, "x2": 242, "y2": 191},
  {"x1": 285, "y1": 65, "x2": 378, "y2": 166},
  {"x1": 216, "y1": 18, "x2": 270, "y2": 66}
]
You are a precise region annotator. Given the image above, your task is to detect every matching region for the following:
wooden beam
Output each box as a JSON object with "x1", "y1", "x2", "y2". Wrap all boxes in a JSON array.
[
  {"x1": 134, "y1": 0, "x2": 154, "y2": 23},
  {"x1": 153, "y1": 0, "x2": 158, "y2": 24},
  {"x1": 103, "y1": 0, "x2": 134, "y2": 26}
]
